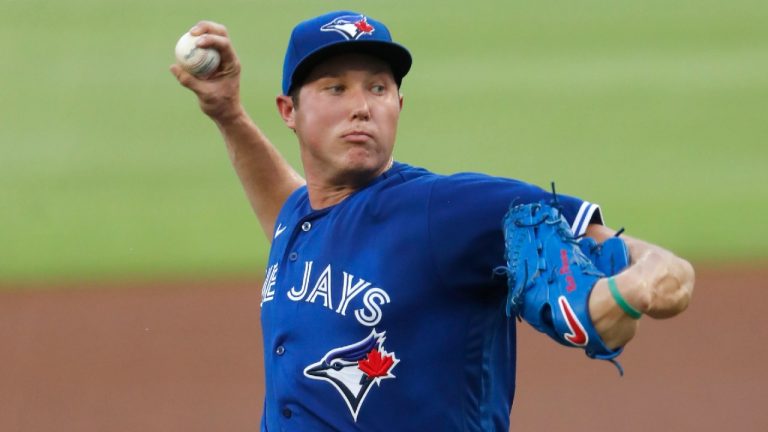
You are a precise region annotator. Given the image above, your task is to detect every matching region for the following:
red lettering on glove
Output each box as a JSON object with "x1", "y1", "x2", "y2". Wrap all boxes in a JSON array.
[{"x1": 560, "y1": 249, "x2": 577, "y2": 292}]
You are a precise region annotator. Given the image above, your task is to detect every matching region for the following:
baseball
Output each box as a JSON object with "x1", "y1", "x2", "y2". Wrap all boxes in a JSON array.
[{"x1": 174, "y1": 31, "x2": 220, "y2": 77}]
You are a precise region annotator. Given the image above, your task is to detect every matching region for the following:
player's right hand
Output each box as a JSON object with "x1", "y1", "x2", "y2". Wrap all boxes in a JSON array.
[{"x1": 170, "y1": 21, "x2": 245, "y2": 123}]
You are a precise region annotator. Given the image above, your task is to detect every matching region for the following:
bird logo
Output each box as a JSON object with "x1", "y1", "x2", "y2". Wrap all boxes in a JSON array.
[
  {"x1": 320, "y1": 15, "x2": 376, "y2": 40},
  {"x1": 304, "y1": 329, "x2": 399, "y2": 421}
]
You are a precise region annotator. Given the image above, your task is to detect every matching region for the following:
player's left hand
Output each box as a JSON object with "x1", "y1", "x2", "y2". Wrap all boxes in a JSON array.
[{"x1": 586, "y1": 225, "x2": 695, "y2": 349}]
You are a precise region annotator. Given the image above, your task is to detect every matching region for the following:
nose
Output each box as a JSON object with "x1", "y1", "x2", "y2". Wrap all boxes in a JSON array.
[{"x1": 348, "y1": 87, "x2": 371, "y2": 121}]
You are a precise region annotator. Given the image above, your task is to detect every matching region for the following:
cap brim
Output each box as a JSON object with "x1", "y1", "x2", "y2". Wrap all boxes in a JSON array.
[{"x1": 287, "y1": 40, "x2": 412, "y2": 94}]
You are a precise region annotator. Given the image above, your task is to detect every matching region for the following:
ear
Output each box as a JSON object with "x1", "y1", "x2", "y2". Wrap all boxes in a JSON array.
[
  {"x1": 399, "y1": 93, "x2": 404, "y2": 111},
  {"x1": 276, "y1": 95, "x2": 296, "y2": 129}
]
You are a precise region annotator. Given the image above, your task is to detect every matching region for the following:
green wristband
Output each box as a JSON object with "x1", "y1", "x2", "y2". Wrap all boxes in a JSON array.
[{"x1": 608, "y1": 277, "x2": 642, "y2": 320}]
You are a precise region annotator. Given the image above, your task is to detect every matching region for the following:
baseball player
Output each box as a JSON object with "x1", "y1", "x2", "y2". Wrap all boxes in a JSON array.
[{"x1": 171, "y1": 11, "x2": 694, "y2": 431}]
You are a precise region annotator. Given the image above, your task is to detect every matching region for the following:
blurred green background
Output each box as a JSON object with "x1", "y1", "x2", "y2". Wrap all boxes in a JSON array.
[{"x1": 2, "y1": 0, "x2": 766, "y2": 284}]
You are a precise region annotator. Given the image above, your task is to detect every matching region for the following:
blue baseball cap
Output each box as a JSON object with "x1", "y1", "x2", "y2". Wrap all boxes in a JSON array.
[{"x1": 281, "y1": 11, "x2": 412, "y2": 95}]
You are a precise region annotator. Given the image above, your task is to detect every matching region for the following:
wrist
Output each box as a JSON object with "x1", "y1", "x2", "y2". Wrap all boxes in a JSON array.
[
  {"x1": 608, "y1": 277, "x2": 643, "y2": 319},
  {"x1": 213, "y1": 104, "x2": 249, "y2": 128},
  {"x1": 615, "y1": 269, "x2": 651, "y2": 314}
]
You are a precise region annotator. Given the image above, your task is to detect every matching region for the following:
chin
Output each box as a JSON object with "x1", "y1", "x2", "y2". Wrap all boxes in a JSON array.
[
  {"x1": 338, "y1": 156, "x2": 388, "y2": 183},
  {"x1": 344, "y1": 150, "x2": 386, "y2": 170}
]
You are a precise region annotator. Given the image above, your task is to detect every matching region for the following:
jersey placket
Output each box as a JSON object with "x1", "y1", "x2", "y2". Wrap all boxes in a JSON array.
[{"x1": 268, "y1": 210, "x2": 328, "y2": 428}]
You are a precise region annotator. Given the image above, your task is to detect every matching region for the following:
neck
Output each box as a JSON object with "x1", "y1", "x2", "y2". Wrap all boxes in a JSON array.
[
  {"x1": 306, "y1": 158, "x2": 394, "y2": 209},
  {"x1": 306, "y1": 183, "x2": 357, "y2": 209}
]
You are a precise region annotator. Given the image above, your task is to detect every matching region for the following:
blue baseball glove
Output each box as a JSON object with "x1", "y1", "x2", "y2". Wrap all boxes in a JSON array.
[
  {"x1": 501, "y1": 202, "x2": 625, "y2": 371},
  {"x1": 578, "y1": 233, "x2": 631, "y2": 277}
]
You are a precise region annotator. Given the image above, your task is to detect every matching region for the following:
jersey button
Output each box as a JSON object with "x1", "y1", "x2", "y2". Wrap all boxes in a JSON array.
[
  {"x1": 282, "y1": 407, "x2": 292, "y2": 419},
  {"x1": 288, "y1": 252, "x2": 298, "y2": 261},
  {"x1": 275, "y1": 345, "x2": 285, "y2": 356},
  {"x1": 301, "y1": 221, "x2": 311, "y2": 232}
]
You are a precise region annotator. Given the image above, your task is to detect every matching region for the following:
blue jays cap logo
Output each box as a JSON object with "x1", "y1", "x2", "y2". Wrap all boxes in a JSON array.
[
  {"x1": 304, "y1": 329, "x2": 399, "y2": 421},
  {"x1": 320, "y1": 14, "x2": 375, "y2": 40}
]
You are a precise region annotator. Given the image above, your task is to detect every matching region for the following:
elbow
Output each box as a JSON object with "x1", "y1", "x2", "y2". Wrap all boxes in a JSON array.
[
  {"x1": 639, "y1": 251, "x2": 696, "y2": 319},
  {"x1": 660, "y1": 256, "x2": 696, "y2": 318}
]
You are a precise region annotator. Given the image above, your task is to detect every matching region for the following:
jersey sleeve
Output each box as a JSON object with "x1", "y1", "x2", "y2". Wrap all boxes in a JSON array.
[{"x1": 426, "y1": 173, "x2": 602, "y2": 291}]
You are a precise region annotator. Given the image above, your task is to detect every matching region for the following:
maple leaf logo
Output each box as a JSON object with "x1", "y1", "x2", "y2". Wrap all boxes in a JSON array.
[
  {"x1": 354, "y1": 18, "x2": 374, "y2": 34},
  {"x1": 358, "y1": 348, "x2": 395, "y2": 378}
]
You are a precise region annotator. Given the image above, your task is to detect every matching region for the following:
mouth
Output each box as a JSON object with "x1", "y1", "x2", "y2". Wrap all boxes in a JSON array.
[{"x1": 341, "y1": 130, "x2": 374, "y2": 143}]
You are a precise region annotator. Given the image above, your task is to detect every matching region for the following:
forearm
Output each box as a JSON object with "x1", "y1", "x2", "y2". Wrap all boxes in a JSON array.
[
  {"x1": 170, "y1": 21, "x2": 306, "y2": 241},
  {"x1": 215, "y1": 109, "x2": 305, "y2": 239},
  {"x1": 587, "y1": 225, "x2": 695, "y2": 349}
]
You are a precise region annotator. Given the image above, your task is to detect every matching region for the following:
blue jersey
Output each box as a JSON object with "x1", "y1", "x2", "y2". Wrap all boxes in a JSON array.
[{"x1": 259, "y1": 162, "x2": 601, "y2": 431}]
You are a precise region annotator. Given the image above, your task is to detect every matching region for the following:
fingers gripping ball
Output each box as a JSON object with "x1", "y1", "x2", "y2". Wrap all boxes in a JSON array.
[
  {"x1": 502, "y1": 203, "x2": 624, "y2": 371},
  {"x1": 175, "y1": 31, "x2": 220, "y2": 77}
]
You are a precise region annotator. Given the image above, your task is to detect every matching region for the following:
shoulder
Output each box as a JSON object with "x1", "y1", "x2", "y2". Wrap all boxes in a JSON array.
[
  {"x1": 373, "y1": 164, "x2": 547, "y2": 218},
  {"x1": 377, "y1": 163, "x2": 538, "y2": 199},
  {"x1": 427, "y1": 170, "x2": 602, "y2": 235},
  {"x1": 428, "y1": 171, "x2": 548, "y2": 225},
  {"x1": 432, "y1": 171, "x2": 542, "y2": 202}
]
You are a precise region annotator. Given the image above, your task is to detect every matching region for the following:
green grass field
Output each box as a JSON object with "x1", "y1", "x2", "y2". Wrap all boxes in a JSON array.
[{"x1": 2, "y1": 0, "x2": 767, "y2": 283}]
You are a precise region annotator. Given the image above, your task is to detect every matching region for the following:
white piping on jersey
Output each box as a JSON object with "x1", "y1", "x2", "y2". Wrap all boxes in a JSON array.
[{"x1": 571, "y1": 202, "x2": 599, "y2": 236}]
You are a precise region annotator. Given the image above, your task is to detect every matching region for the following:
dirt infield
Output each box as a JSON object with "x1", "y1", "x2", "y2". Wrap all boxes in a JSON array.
[{"x1": 1, "y1": 265, "x2": 765, "y2": 431}]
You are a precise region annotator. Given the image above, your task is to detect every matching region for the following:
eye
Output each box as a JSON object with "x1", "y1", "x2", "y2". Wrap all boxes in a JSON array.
[
  {"x1": 326, "y1": 84, "x2": 344, "y2": 94},
  {"x1": 332, "y1": 361, "x2": 344, "y2": 370},
  {"x1": 371, "y1": 84, "x2": 386, "y2": 94}
]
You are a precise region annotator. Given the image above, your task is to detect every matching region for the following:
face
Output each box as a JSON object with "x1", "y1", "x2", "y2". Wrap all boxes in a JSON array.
[{"x1": 278, "y1": 53, "x2": 403, "y2": 187}]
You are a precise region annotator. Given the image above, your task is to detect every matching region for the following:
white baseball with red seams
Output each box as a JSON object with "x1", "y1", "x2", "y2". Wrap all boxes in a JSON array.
[{"x1": 174, "y1": 31, "x2": 220, "y2": 77}]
